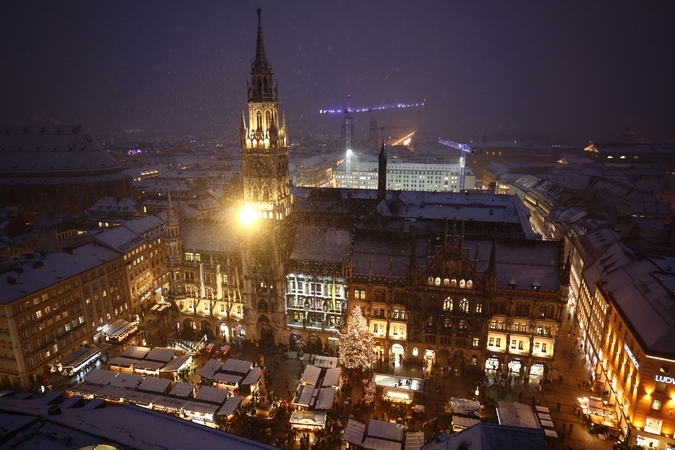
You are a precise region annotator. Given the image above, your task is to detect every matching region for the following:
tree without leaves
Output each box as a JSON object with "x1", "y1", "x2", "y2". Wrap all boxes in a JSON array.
[{"x1": 338, "y1": 305, "x2": 376, "y2": 372}]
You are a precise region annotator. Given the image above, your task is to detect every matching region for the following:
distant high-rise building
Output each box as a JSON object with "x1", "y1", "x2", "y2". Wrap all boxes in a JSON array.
[{"x1": 368, "y1": 117, "x2": 379, "y2": 149}]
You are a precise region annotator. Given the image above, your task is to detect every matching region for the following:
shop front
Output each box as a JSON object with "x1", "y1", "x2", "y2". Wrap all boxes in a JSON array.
[
  {"x1": 424, "y1": 349, "x2": 436, "y2": 367},
  {"x1": 290, "y1": 411, "x2": 326, "y2": 432},
  {"x1": 485, "y1": 356, "x2": 500, "y2": 371},
  {"x1": 508, "y1": 358, "x2": 522, "y2": 374},
  {"x1": 530, "y1": 362, "x2": 545, "y2": 376},
  {"x1": 391, "y1": 344, "x2": 404, "y2": 366},
  {"x1": 382, "y1": 386, "x2": 413, "y2": 405}
]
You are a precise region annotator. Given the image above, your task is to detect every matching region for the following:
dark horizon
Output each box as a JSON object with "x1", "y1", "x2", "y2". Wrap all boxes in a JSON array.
[{"x1": 1, "y1": 1, "x2": 674, "y2": 144}]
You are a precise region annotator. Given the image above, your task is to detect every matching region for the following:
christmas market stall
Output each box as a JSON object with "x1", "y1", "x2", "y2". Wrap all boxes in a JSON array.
[
  {"x1": 58, "y1": 346, "x2": 101, "y2": 376},
  {"x1": 382, "y1": 386, "x2": 413, "y2": 405},
  {"x1": 289, "y1": 410, "x2": 327, "y2": 432},
  {"x1": 216, "y1": 396, "x2": 243, "y2": 422},
  {"x1": 447, "y1": 397, "x2": 481, "y2": 431}
]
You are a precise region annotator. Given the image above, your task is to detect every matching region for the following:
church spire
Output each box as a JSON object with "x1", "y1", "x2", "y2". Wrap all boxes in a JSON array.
[{"x1": 253, "y1": 7, "x2": 270, "y2": 73}]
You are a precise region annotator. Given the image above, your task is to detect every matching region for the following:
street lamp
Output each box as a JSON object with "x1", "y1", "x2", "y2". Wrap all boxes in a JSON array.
[{"x1": 239, "y1": 205, "x2": 257, "y2": 225}]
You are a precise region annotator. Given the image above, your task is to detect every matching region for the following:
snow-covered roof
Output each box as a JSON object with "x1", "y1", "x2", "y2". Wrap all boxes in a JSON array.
[
  {"x1": 161, "y1": 355, "x2": 192, "y2": 372},
  {"x1": 241, "y1": 367, "x2": 261, "y2": 385},
  {"x1": 194, "y1": 385, "x2": 228, "y2": 405},
  {"x1": 109, "y1": 372, "x2": 143, "y2": 389},
  {"x1": 367, "y1": 419, "x2": 403, "y2": 441},
  {"x1": 197, "y1": 358, "x2": 223, "y2": 379},
  {"x1": 82, "y1": 368, "x2": 117, "y2": 386},
  {"x1": 145, "y1": 348, "x2": 176, "y2": 363},
  {"x1": 290, "y1": 226, "x2": 351, "y2": 263},
  {"x1": 300, "y1": 365, "x2": 322, "y2": 385},
  {"x1": 0, "y1": 243, "x2": 119, "y2": 305},
  {"x1": 121, "y1": 345, "x2": 150, "y2": 360},
  {"x1": 217, "y1": 396, "x2": 243, "y2": 416},
  {"x1": 315, "y1": 387, "x2": 335, "y2": 410},
  {"x1": 181, "y1": 219, "x2": 239, "y2": 254},
  {"x1": 222, "y1": 359, "x2": 252, "y2": 374},
  {"x1": 322, "y1": 368, "x2": 341, "y2": 387},
  {"x1": 137, "y1": 377, "x2": 172, "y2": 394},
  {"x1": 169, "y1": 382, "x2": 195, "y2": 398}
]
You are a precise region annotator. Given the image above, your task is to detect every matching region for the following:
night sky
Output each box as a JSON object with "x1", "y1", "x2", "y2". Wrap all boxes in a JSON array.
[{"x1": 1, "y1": 1, "x2": 674, "y2": 143}]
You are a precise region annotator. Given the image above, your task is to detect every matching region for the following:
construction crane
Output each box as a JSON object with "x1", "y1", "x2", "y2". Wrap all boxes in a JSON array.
[
  {"x1": 438, "y1": 138, "x2": 474, "y2": 191},
  {"x1": 320, "y1": 96, "x2": 426, "y2": 179}
]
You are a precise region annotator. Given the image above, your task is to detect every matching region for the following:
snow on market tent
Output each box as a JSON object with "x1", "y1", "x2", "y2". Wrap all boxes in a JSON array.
[
  {"x1": 314, "y1": 387, "x2": 335, "y2": 410},
  {"x1": 194, "y1": 385, "x2": 228, "y2": 405},
  {"x1": 121, "y1": 345, "x2": 150, "y2": 360},
  {"x1": 160, "y1": 355, "x2": 192, "y2": 373},
  {"x1": 405, "y1": 431, "x2": 424, "y2": 450},
  {"x1": 217, "y1": 396, "x2": 243, "y2": 416},
  {"x1": 169, "y1": 382, "x2": 195, "y2": 398},
  {"x1": 144, "y1": 348, "x2": 175, "y2": 363},
  {"x1": 107, "y1": 357, "x2": 138, "y2": 370},
  {"x1": 322, "y1": 368, "x2": 341, "y2": 387},
  {"x1": 367, "y1": 419, "x2": 403, "y2": 442},
  {"x1": 197, "y1": 358, "x2": 223, "y2": 379},
  {"x1": 59, "y1": 346, "x2": 101, "y2": 374},
  {"x1": 213, "y1": 373, "x2": 243, "y2": 385},
  {"x1": 496, "y1": 401, "x2": 540, "y2": 429},
  {"x1": 137, "y1": 377, "x2": 172, "y2": 394},
  {"x1": 544, "y1": 429, "x2": 558, "y2": 438},
  {"x1": 301, "y1": 364, "x2": 322, "y2": 385},
  {"x1": 313, "y1": 355, "x2": 339, "y2": 368},
  {"x1": 83, "y1": 368, "x2": 118, "y2": 386},
  {"x1": 363, "y1": 437, "x2": 402, "y2": 450},
  {"x1": 222, "y1": 359, "x2": 253, "y2": 374},
  {"x1": 294, "y1": 384, "x2": 316, "y2": 407},
  {"x1": 344, "y1": 419, "x2": 366, "y2": 446},
  {"x1": 109, "y1": 372, "x2": 143, "y2": 389},
  {"x1": 241, "y1": 367, "x2": 262, "y2": 385}
]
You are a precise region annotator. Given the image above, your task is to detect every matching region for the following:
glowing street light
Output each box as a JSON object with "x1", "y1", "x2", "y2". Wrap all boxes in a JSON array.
[{"x1": 239, "y1": 206, "x2": 257, "y2": 225}]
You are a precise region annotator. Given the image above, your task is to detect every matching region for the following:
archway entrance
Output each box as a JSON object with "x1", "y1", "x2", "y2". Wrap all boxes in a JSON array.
[
  {"x1": 391, "y1": 344, "x2": 404, "y2": 366},
  {"x1": 199, "y1": 320, "x2": 213, "y2": 340},
  {"x1": 451, "y1": 351, "x2": 465, "y2": 375},
  {"x1": 289, "y1": 331, "x2": 304, "y2": 350},
  {"x1": 424, "y1": 349, "x2": 436, "y2": 369},
  {"x1": 260, "y1": 327, "x2": 275, "y2": 349},
  {"x1": 309, "y1": 334, "x2": 323, "y2": 353},
  {"x1": 182, "y1": 318, "x2": 196, "y2": 340},
  {"x1": 219, "y1": 323, "x2": 229, "y2": 343}
]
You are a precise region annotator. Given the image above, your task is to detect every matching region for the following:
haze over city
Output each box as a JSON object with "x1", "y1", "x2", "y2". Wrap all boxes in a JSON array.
[{"x1": 1, "y1": 1, "x2": 674, "y2": 143}]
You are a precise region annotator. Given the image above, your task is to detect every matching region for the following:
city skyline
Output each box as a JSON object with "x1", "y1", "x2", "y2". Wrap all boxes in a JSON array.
[{"x1": 1, "y1": 1, "x2": 674, "y2": 143}]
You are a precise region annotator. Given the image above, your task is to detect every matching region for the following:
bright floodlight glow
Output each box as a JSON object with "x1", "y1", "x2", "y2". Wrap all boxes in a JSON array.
[
  {"x1": 346, "y1": 149, "x2": 352, "y2": 155},
  {"x1": 239, "y1": 206, "x2": 257, "y2": 225}
]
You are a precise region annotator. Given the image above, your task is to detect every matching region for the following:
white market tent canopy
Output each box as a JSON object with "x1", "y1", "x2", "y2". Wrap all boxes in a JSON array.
[
  {"x1": 315, "y1": 387, "x2": 335, "y2": 410},
  {"x1": 241, "y1": 367, "x2": 262, "y2": 385},
  {"x1": 84, "y1": 369, "x2": 117, "y2": 386},
  {"x1": 132, "y1": 360, "x2": 166, "y2": 372},
  {"x1": 535, "y1": 405, "x2": 550, "y2": 413},
  {"x1": 538, "y1": 413, "x2": 552, "y2": 421},
  {"x1": 368, "y1": 419, "x2": 403, "y2": 442},
  {"x1": 450, "y1": 397, "x2": 481, "y2": 418},
  {"x1": 108, "y1": 357, "x2": 138, "y2": 369},
  {"x1": 322, "y1": 368, "x2": 341, "y2": 387},
  {"x1": 145, "y1": 348, "x2": 176, "y2": 363},
  {"x1": 497, "y1": 402, "x2": 540, "y2": 429},
  {"x1": 301, "y1": 365, "x2": 322, "y2": 385},
  {"x1": 290, "y1": 411, "x2": 327, "y2": 427},
  {"x1": 544, "y1": 429, "x2": 559, "y2": 438},
  {"x1": 197, "y1": 359, "x2": 223, "y2": 379},
  {"x1": 161, "y1": 355, "x2": 191, "y2": 373},
  {"x1": 59, "y1": 346, "x2": 101, "y2": 372},
  {"x1": 169, "y1": 382, "x2": 195, "y2": 398},
  {"x1": 121, "y1": 345, "x2": 150, "y2": 360},
  {"x1": 344, "y1": 419, "x2": 366, "y2": 446},
  {"x1": 363, "y1": 437, "x2": 402, "y2": 450},
  {"x1": 109, "y1": 372, "x2": 143, "y2": 388},
  {"x1": 405, "y1": 432, "x2": 424, "y2": 450},
  {"x1": 295, "y1": 385, "x2": 316, "y2": 407},
  {"x1": 124, "y1": 391, "x2": 161, "y2": 406},
  {"x1": 222, "y1": 359, "x2": 252, "y2": 374},
  {"x1": 313, "y1": 356, "x2": 339, "y2": 368},
  {"x1": 137, "y1": 377, "x2": 172, "y2": 394},
  {"x1": 217, "y1": 396, "x2": 243, "y2": 416},
  {"x1": 195, "y1": 386, "x2": 228, "y2": 405}
]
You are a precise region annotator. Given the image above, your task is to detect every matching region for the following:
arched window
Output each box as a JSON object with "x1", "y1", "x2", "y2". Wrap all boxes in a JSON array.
[
  {"x1": 265, "y1": 111, "x2": 272, "y2": 130},
  {"x1": 262, "y1": 186, "x2": 269, "y2": 201},
  {"x1": 252, "y1": 186, "x2": 259, "y2": 200},
  {"x1": 443, "y1": 278, "x2": 450, "y2": 286},
  {"x1": 256, "y1": 111, "x2": 262, "y2": 130},
  {"x1": 450, "y1": 279, "x2": 457, "y2": 287},
  {"x1": 546, "y1": 305, "x2": 554, "y2": 318},
  {"x1": 444, "y1": 318, "x2": 452, "y2": 328},
  {"x1": 427, "y1": 277, "x2": 434, "y2": 286},
  {"x1": 475, "y1": 303, "x2": 483, "y2": 314},
  {"x1": 412, "y1": 347, "x2": 419, "y2": 357},
  {"x1": 443, "y1": 297, "x2": 453, "y2": 312},
  {"x1": 435, "y1": 277, "x2": 441, "y2": 286},
  {"x1": 466, "y1": 280, "x2": 473, "y2": 289},
  {"x1": 459, "y1": 298, "x2": 469, "y2": 313},
  {"x1": 459, "y1": 320, "x2": 468, "y2": 330},
  {"x1": 459, "y1": 279, "x2": 466, "y2": 288},
  {"x1": 539, "y1": 305, "x2": 546, "y2": 318}
]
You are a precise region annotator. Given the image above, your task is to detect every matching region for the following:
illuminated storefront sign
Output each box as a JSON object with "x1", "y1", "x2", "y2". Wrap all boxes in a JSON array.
[
  {"x1": 624, "y1": 343, "x2": 639, "y2": 369},
  {"x1": 655, "y1": 374, "x2": 675, "y2": 385}
]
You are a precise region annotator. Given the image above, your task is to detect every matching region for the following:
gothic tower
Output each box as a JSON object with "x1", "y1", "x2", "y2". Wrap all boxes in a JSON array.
[
  {"x1": 240, "y1": 8, "x2": 293, "y2": 221},
  {"x1": 239, "y1": 8, "x2": 292, "y2": 345},
  {"x1": 165, "y1": 191, "x2": 184, "y2": 301}
]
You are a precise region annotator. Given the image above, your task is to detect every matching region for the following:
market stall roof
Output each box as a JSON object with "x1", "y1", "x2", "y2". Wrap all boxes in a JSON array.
[
  {"x1": 534, "y1": 405, "x2": 550, "y2": 413},
  {"x1": 301, "y1": 365, "x2": 322, "y2": 385},
  {"x1": 107, "y1": 357, "x2": 138, "y2": 368},
  {"x1": 382, "y1": 386, "x2": 413, "y2": 402},
  {"x1": 538, "y1": 413, "x2": 552, "y2": 421},
  {"x1": 95, "y1": 386, "x2": 133, "y2": 400},
  {"x1": 67, "y1": 383, "x2": 102, "y2": 396},
  {"x1": 195, "y1": 386, "x2": 227, "y2": 405},
  {"x1": 137, "y1": 377, "x2": 171, "y2": 394},
  {"x1": 59, "y1": 395, "x2": 84, "y2": 410},
  {"x1": 363, "y1": 437, "x2": 401, "y2": 450},
  {"x1": 540, "y1": 420, "x2": 555, "y2": 428},
  {"x1": 496, "y1": 402, "x2": 540, "y2": 429},
  {"x1": 373, "y1": 374, "x2": 423, "y2": 391},
  {"x1": 241, "y1": 367, "x2": 262, "y2": 385},
  {"x1": 109, "y1": 373, "x2": 143, "y2": 389},
  {"x1": 368, "y1": 419, "x2": 403, "y2": 442},
  {"x1": 295, "y1": 385, "x2": 315, "y2": 407},
  {"x1": 197, "y1": 358, "x2": 223, "y2": 379},
  {"x1": 405, "y1": 432, "x2": 424, "y2": 450},
  {"x1": 161, "y1": 355, "x2": 191, "y2": 372},
  {"x1": 315, "y1": 387, "x2": 335, "y2": 410},
  {"x1": 101, "y1": 319, "x2": 128, "y2": 335},
  {"x1": 59, "y1": 347, "x2": 101, "y2": 369},
  {"x1": 344, "y1": 419, "x2": 366, "y2": 446},
  {"x1": 183, "y1": 400, "x2": 219, "y2": 415},
  {"x1": 84, "y1": 369, "x2": 117, "y2": 386},
  {"x1": 153, "y1": 396, "x2": 187, "y2": 411},
  {"x1": 544, "y1": 429, "x2": 558, "y2": 438},
  {"x1": 132, "y1": 360, "x2": 165, "y2": 371},
  {"x1": 124, "y1": 391, "x2": 161, "y2": 406},
  {"x1": 121, "y1": 345, "x2": 150, "y2": 360},
  {"x1": 213, "y1": 373, "x2": 242, "y2": 385},
  {"x1": 217, "y1": 396, "x2": 242, "y2": 416},
  {"x1": 169, "y1": 382, "x2": 195, "y2": 398},
  {"x1": 104, "y1": 321, "x2": 138, "y2": 340},
  {"x1": 145, "y1": 348, "x2": 175, "y2": 363},
  {"x1": 313, "y1": 356, "x2": 339, "y2": 368},
  {"x1": 322, "y1": 368, "x2": 341, "y2": 387},
  {"x1": 222, "y1": 359, "x2": 252, "y2": 374},
  {"x1": 453, "y1": 415, "x2": 480, "y2": 429}
]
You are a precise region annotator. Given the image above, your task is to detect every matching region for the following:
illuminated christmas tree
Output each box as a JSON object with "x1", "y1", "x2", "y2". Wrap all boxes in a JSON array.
[{"x1": 339, "y1": 305, "x2": 376, "y2": 372}]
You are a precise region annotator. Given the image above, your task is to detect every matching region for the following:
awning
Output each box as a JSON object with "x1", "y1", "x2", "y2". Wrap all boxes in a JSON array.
[
  {"x1": 535, "y1": 405, "x2": 550, "y2": 413},
  {"x1": 367, "y1": 419, "x2": 403, "y2": 441},
  {"x1": 544, "y1": 429, "x2": 558, "y2": 438},
  {"x1": 344, "y1": 419, "x2": 366, "y2": 446},
  {"x1": 301, "y1": 365, "x2": 322, "y2": 385},
  {"x1": 363, "y1": 437, "x2": 401, "y2": 450},
  {"x1": 315, "y1": 387, "x2": 335, "y2": 410},
  {"x1": 59, "y1": 347, "x2": 101, "y2": 372},
  {"x1": 538, "y1": 413, "x2": 552, "y2": 421},
  {"x1": 217, "y1": 396, "x2": 242, "y2": 416},
  {"x1": 322, "y1": 368, "x2": 341, "y2": 387},
  {"x1": 540, "y1": 419, "x2": 555, "y2": 428}
]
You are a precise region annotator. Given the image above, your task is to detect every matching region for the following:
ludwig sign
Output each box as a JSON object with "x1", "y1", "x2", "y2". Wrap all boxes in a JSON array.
[{"x1": 655, "y1": 374, "x2": 675, "y2": 385}]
